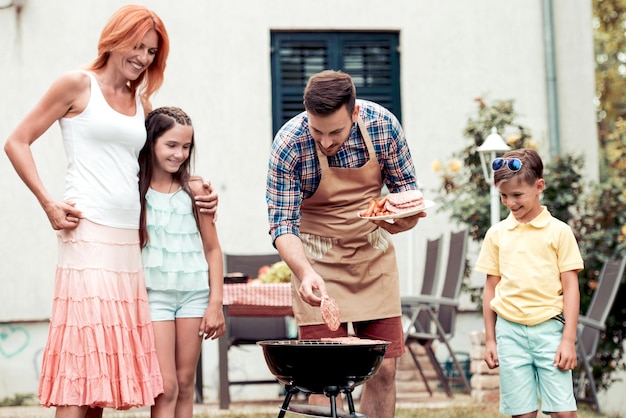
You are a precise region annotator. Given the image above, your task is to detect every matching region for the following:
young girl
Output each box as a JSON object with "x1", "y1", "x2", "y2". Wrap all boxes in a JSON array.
[{"x1": 139, "y1": 107, "x2": 225, "y2": 418}]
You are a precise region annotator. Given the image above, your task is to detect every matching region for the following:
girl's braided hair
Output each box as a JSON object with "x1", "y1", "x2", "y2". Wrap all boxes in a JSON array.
[{"x1": 147, "y1": 106, "x2": 192, "y2": 126}]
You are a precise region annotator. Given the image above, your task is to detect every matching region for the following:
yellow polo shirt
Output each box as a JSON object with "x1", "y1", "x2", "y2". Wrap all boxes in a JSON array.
[{"x1": 475, "y1": 206, "x2": 584, "y2": 326}]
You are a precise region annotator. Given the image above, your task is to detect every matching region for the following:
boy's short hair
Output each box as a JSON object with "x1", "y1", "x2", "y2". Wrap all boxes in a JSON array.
[{"x1": 494, "y1": 148, "x2": 543, "y2": 186}]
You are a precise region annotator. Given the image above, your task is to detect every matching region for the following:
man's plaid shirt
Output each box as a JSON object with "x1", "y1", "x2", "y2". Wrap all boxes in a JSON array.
[{"x1": 266, "y1": 99, "x2": 419, "y2": 243}]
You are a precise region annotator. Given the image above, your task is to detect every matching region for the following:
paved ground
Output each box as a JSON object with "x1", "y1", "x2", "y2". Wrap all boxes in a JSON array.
[{"x1": 0, "y1": 393, "x2": 472, "y2": 417}]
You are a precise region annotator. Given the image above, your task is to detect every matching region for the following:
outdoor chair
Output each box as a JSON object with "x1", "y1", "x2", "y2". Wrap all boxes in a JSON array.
[
  {"x1": 401, "y1": 229, "x2": 471, "y2": 397},
  {"x1": 193, "y1": 253, "x2": 293, "y2": 407},
  {"x1": 216, "y1": 253, "x2": 294, "y2": 409},
  {"x1": 401, "y1": 234, "x2": 443, "y2": 396},
  {"x1": 418, "y1": 235, "x2": 444, "y2": 298},
  {"x1": 223, "y1": 253, "x2": 290, "y2": 344},
  {"x1": 574, "y1": 257, "x2": 626, "y2": 414}
]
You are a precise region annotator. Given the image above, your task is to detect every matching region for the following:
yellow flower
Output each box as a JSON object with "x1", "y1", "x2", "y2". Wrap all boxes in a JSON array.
[
  {"x1": 526, "y1": 140, "x2": 538, "y2": 150},
  {"x1": 622, "y1": 225, "x2": 626, "y2": 236},
  {"x1": 506, "y1": 134, "x2": 521, "y2": 145},
  {"x1": 431, "y1": 159, "x2": 442, "y2": 172},
  {"x1": 448, "y1": 159, "x2": 462, "y2": 173}
]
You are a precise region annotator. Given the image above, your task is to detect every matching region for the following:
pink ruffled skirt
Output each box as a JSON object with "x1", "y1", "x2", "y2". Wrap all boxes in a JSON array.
[{"x1": 38, "y1": 220, "x2": 163, "y2": 409}]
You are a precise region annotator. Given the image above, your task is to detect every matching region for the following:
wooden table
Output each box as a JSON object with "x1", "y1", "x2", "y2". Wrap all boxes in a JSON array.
[{"x1": 217, "y1": 283, "x2": 294, "y2": 409}]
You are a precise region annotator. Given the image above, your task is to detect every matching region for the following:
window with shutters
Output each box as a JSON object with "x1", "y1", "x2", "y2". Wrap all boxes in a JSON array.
[{"x1": 270, "y1": 31, "x2": 401, "y2": 137}]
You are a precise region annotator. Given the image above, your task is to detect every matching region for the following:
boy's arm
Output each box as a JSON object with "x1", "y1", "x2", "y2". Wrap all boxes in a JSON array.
[
  {"x1": 554, "y1": 269, "x2": 580, "y2": 370},
  {"x1": 483, "y1": 274, "x2": 500, "y2": 369}
]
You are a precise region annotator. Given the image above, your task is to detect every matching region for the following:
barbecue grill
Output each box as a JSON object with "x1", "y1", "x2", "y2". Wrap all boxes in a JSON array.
[{"x1": 258, "y1": 339, "x2": 390, "y2": 418}]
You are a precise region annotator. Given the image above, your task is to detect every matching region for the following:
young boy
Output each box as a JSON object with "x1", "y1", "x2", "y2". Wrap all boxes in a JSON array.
[{"x1": 475, "y1": 148, "x2": 583, "y2": 418}]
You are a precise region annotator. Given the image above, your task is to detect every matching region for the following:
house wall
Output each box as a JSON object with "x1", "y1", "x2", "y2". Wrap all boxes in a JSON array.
[
  {"x1": 0, "y1": 0, "x2": 611, "y2": 412},
  {"x1": 0, "y1": 322, "x2": 47, "y2": 399},
  {"x1": 0, "y1": 0, "x2": 599, "y2": 319}
]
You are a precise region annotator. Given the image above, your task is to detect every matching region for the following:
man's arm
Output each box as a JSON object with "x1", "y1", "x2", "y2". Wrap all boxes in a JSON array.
[
  {"x1": 266, "y1": 132, "x2": 325, "y2": 306},
  {"x1": 379, "y1": 108, "x2": 418, "y2": 194},
  {"x1": 275, "y1": 233, "x2": 327, "y2": 307},
  {"x1": 373, "y1": 109, "x2": 422, "y2": 234}
]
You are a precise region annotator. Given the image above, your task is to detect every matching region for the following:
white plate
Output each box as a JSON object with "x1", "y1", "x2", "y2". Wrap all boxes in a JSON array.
[{"x1": 358, "y1": 199, "x2": 436, "y2": 220}]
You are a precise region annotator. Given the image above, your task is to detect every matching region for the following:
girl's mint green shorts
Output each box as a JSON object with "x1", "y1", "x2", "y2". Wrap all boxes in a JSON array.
[
  {"x1": 495, "y1": 316, "x2": 577, "y2": 415},
  {"x1": 147, "y1": 288, "x2": 209, "y2": 321}
]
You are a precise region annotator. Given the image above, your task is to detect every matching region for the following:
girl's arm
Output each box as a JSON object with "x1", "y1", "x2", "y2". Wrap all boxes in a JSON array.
[
  {"x1": 554, "y1": 269, "x2": 580, "y2": 370},
  {"x1": 190, "y1": 177, "x2": 225, "y2": 340},
  {"x1": 5, "y1": 71, "x2": 88, "y2": 229}
]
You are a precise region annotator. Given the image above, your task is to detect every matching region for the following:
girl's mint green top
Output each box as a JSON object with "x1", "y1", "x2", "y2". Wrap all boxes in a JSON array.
[{"x1": 142, "y1": 188, "x2": 209, "y2": 291}]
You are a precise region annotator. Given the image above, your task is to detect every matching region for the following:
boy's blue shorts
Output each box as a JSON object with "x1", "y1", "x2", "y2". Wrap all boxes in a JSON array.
[{"x1": 496, "y1": 316, "x2": 577, "y2": 415}]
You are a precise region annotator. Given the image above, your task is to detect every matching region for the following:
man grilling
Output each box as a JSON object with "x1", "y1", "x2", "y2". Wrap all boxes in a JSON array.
[{"x1": 266, "y1": 70, "x2": 425, "y2": 418}]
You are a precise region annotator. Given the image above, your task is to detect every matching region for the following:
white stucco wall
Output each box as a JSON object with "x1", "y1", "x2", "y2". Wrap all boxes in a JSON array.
[
  {"x1": 0, "y1": 0, "x2": 599, "y2": 321},
  {"x1": 0, "y1": 322, "x2": 47, "y2": 399},
  {"x1": 1, "y1": 0, "x2": 609, "y2": 411}
]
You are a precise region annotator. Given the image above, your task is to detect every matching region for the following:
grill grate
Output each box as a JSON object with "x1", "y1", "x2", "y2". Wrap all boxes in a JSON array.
[
  {"x1": 267, "y1": 339, "x2": 342, "y2": 346},
  {"x1": 260, "y1": 338, "x2": 390, "y2": 347}
]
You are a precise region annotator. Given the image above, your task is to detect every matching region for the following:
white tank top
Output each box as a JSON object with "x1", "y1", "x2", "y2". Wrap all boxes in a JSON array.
[{"x1": 61, "y1": 71, "x2": 146, "y2": 229}]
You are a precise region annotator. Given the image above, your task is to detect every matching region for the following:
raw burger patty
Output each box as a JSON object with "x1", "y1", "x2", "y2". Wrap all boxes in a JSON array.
[
  {"x1": 385, "y1": 190, "x2": 424, "y2": 213},
  {"x1": 320, "y1": 295, "x2": 340, "y2": 331}
]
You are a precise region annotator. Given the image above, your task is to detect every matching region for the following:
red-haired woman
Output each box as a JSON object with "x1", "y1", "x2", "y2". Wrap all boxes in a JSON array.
[{"x1": 4, "y1": 5, "x2": 217, "y2": 418}]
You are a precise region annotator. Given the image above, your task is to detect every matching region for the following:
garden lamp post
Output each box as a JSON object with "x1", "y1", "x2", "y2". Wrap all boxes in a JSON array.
[{"x1": 477, "y1": 127, "x2": 510, "y2": 226}]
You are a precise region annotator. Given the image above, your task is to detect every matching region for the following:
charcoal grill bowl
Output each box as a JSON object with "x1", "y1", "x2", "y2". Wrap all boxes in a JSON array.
[{"x1": 258, "y1": 339, "x2": 389, "y2": 394}]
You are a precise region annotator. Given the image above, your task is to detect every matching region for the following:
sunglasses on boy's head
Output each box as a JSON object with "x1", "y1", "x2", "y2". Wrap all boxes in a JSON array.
[{"x1": 492, "y1": 157, "x2": 523, "y2": 172}]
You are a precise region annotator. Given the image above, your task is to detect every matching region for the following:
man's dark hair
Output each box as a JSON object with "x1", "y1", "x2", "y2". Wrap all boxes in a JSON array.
[{"x1": 303, "y1": 70, "x2": 356, "y2": 116}]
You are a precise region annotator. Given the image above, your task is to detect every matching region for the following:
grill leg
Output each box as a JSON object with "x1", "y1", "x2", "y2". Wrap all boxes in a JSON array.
[
  {"x1": 324, "y1": 386, "x2": 340, "y2": 418},
  {"x1": 278, "y1": 385, "x2": 299, "y2": 418},
  {"x1": 344, "y1": 389, "x2": 357, "y2": 416},
  {"x1": 329, "y1": 395, "x2": 338, "y2": 418}
]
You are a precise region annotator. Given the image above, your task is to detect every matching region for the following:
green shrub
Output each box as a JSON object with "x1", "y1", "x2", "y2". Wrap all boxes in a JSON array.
[{"x1": 0, "y1": 392, "x2": 35, "y2": 407}]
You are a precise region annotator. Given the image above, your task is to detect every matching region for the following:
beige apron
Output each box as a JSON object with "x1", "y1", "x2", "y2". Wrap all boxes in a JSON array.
[{"x1": 294, "y1": 118, "x2": 401, "y2": 326}]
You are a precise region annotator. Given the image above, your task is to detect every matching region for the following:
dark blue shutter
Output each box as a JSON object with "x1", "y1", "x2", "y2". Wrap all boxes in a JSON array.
[{"x1": 271, "y1": 32, "x2": 401, "y2": 137}]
